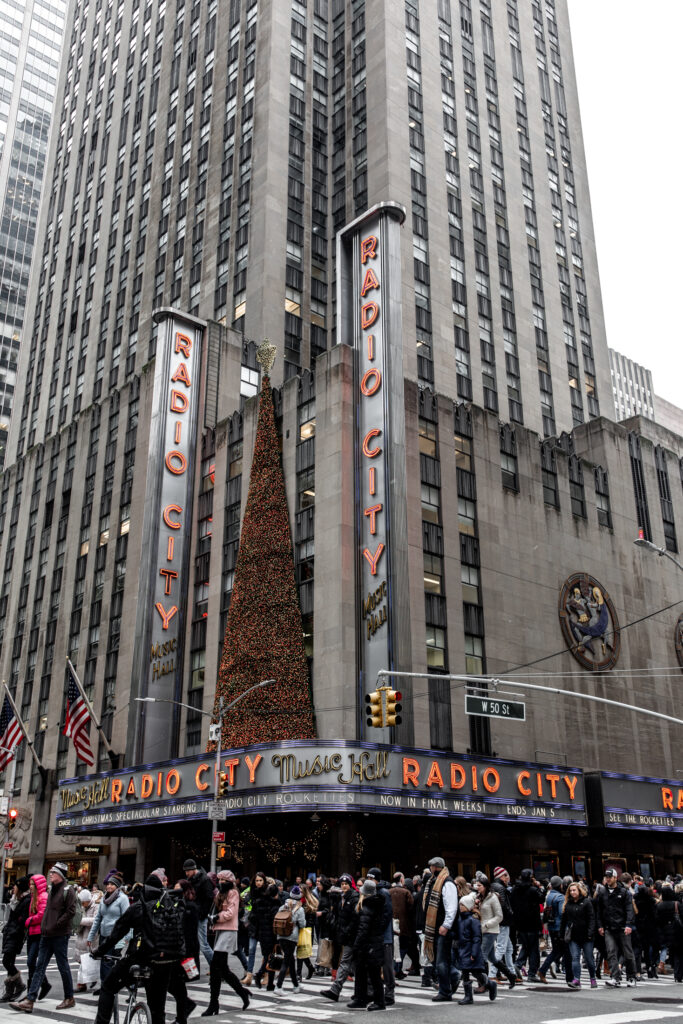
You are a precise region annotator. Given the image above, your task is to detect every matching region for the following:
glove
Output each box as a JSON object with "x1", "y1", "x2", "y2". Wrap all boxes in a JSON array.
[{"x1": 90, "y1": 949, "x2": 103, "y2": 960}]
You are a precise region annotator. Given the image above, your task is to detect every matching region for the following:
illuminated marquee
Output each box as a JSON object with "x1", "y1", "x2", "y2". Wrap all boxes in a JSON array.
[{"x1": 129, "y1": 309, "x2": 204, "y2": 764}]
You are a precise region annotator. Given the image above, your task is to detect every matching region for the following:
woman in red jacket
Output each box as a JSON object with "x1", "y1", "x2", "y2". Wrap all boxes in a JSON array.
[{"x1": 24, "y1": 876, "x2": 51, "y2": 1002}]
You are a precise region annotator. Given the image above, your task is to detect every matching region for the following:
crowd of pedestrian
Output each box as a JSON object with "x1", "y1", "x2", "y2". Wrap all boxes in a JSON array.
[{"x1": 0, "y1": 857, "x2": 681, "y2": 1019}]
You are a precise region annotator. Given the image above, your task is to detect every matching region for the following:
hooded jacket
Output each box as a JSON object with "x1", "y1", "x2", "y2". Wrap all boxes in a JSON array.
[
  {"x1": 2, "y1": 888, "x2": 30, "y2": 954},
  {"x1": 25, "y1": 875, "x2": 47, "y2": 937},
  {"x1": 41, "y1": 877, "x2": 77, "y2": 938},
  {"x1": 510, "y1": 875, "x2": 542, "y2": 932},
  {"x1": 560, "y1": 894, "x2": 595, "y2": 945},
  {"x1": 353, "y1": 893, "x2": 386, "y2": 966}
]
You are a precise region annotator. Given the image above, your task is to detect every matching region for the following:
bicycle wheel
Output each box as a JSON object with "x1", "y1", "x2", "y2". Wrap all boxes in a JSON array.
[{"x1": 127, "y1": 1002, "x2": 152, "y2": 1024}]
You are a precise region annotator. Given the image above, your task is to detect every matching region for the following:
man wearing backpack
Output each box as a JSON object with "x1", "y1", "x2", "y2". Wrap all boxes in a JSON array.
[
  {"x1": 91, "y1": 874, "x2": 192, "y2": 1024},
  {"x1": 538, "y1": 876, "x2": 573, "y2": 984},
  {"x1": 11, "y1": 863, "x2": 77, "y2": 1013}
]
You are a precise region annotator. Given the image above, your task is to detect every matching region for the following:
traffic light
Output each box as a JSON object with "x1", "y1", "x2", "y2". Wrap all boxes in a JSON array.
[
  {"x1": 217, "y1": 771, "x2": 229, "y2": 797},
  {"x1": 8, "y1": 808, "x2": 18, "y2": 831},
  {"x1": 216, "y1": 844, "x2": 231, "y2": 861},
  {"x1": 366, "y1": 690, "x2": 384, "y2": 728},
  {"x1": 385, "y1": 690, "x2": 402, "y2": 727}
]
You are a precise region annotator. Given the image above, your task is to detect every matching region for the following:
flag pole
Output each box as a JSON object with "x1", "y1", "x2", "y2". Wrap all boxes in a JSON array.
[
  {"x1": 2, "y1": 682, "x2": 43, "y2": 770},
  {"x1": 66, "y1": 657, "x2": 118, "y2": 761}
]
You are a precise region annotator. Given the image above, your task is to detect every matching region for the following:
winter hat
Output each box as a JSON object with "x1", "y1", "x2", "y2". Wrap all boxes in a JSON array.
[
  {"x1": 460, "y1": 893, "x2": 477, "y2": 912},
  {"x1": 367, "y1": 867, "x2": 382, "y2": 880},
  {"x1": 339, "y1": 873, "x2": 354, "y2": 885},
  {"x1": 144, "y1": 874, "x2": 164, "y2": 889},
  {"x1": 520, "y1": 868, "x2": 533, "y2": 883},
  {"x1": 183, "y1": 859, "x2": 197, "y2": 871},
  {"x1": 241, "y1": 877, "x2": 250, "y2": 887},
  {"x1": 150, "y1": 868, "x2": 167, "y2": 885},
  {"x1": 550, "y1": 875, "x2": 564, "y2": 890},
  {"x1": 217, "y1": 869, "x2": 236, "y2": 882},
  {"x1": 361, "y1": 879, "x2": 377, "y2": 896},
  {"x1": 493, "y1": 866, "x2": 507, "y2": 881},
  {"x1": 106, "y1": 875, "x2": 124, "y2": 888},
  {"x1": 49, "y1": 862, "x2": 68, "y2": 881},
  {"x1": 604, "y1": 868, "x2": 618, "y2": 879},
  {"x1": 289, "y1": 885, "x2": 302, "y2": 898},
  {"x1": 16, "y1": 876, "x2": 30, "y2": 894},
  {"x1": 79, "y1": 889, "x2": 92, "y2": 903},
  {"x1": 104, "y1": 869, "x2": 124, "y2": 885}
]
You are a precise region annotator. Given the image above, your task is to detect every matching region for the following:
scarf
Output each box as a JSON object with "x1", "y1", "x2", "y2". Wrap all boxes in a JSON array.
[
  {"x1": 423, "y1": 867, "x2": 449, "y2": 964},
  {"x1": 104, "y1": 888, "x2": 122, "y2": 907}
]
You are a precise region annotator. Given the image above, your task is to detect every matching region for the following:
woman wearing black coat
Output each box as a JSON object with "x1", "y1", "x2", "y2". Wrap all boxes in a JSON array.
[
  {"x1": 253, "y1": 884, "x2": 280, "y2": 991},
  {"x1": 560, "y1": 882, "x2": 597, "y2": 988},
  {"x1": 655, "y1": 887, "x2": 679, "y2": 977},
  {"x1": 1, "y1": 877, "x2": 30, "y2": 1002},
  {"x1": 348, "y1": 879, "x2": 386, "y2": 1011},
  {"x1": 173, "y1": 880, "x2": 201, "y2": 975}
]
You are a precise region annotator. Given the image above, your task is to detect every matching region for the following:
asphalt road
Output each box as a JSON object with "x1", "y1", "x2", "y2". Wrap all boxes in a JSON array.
[{"x1": 0, "y1": 958, "x2": 682, "y2": 1024}]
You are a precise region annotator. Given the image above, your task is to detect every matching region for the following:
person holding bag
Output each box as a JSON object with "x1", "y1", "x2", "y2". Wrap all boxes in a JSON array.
[
  {"x1": 202, "y1": 870, "x2": 250, "y2": 1015},
  {"x1": 274, "y1": 887, "x2": 306, "y2": 994},
  {"x1": 88, "y1": 875, "x2": 130, "y2": 989},
  {"x1": 75, "y1": 890, "x2": 99, "y2": 992},
  {"x1": 296, "y1": 885, "x2": 318, "y2": 981},
  {"x1": 252, "y1": 884, "x2": 280, "y2": 991}
]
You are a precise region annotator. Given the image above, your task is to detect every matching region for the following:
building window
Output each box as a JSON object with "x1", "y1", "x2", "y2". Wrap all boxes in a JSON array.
[
  {"x1": 426, "y1": 626, "x2": 446, "y2": 669},
  {"x1": 500, "y1": 424, "x2": 518, "y2": 491},
  {"x1": 568, "y1": 455, "x2": 586, "y2": 518},
  {"x1": 594, "y1": 467, "x2": 612, "y2": 529}
]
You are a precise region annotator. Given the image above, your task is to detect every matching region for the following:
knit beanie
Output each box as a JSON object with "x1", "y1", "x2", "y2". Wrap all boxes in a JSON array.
[
  {"x1": 493, "y1": 867, "x2": 507, "y2": 880},
  {"x1": 361, "y1": 879, "x2": 376, "y2": 896}
]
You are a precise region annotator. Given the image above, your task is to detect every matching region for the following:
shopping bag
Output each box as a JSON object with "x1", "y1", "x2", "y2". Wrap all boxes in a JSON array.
[
  {"x1": 297, "y1": 925, "x2": 313, "y2": 960},
  {"x1": 317, "y1": 936, "x2": 333, "y2": 967},
  {"x1": 78, "y1": 952, "x2": 100, "y2": 985}
]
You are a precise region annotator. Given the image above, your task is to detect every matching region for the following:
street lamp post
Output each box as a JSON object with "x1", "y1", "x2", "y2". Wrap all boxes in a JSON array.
[
  {"x1": 634, "y1": 535, "x2": 683, "y2": 573},
  {"x1": 136, "y1": 678, "x2": 274, "y2": 872}
]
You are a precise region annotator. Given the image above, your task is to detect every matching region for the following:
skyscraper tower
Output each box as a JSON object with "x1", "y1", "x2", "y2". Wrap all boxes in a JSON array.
[
  {"x1": 0, "y1": 0, "x2": 67, "y2": 465},
  {"x1": 8, "y1": 0, "x2": 610, "y2": 466}
]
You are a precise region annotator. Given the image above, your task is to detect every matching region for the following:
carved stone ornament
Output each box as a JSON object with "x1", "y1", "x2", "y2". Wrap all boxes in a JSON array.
[{"x1": 558, "y1": 573, "x2": 620, "y2": 671}]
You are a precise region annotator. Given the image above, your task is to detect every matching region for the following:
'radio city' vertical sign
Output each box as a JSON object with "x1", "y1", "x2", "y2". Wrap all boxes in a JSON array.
[
  {"x1": 337, "y1": 203, "x2": 411, "y2": 741},
  {"x1": 128, "y1": 308, "x2": 205, "y2": 764}
]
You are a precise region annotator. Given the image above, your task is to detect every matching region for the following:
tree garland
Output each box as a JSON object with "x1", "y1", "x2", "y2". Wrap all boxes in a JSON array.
[{"x1": 210, "y1": 375, "x2": 316, "y2": 749}]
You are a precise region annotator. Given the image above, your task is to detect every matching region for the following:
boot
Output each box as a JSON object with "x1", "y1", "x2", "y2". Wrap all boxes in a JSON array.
[
  {"x1": 458, "y1": 981, "x2": 473, "y2": 1005},
  {"x1": 224, "y1": 967, "x2": 250, "y2": 1011},
  {"x1": 495, "y1": 959, "x2": 516, "y2": 989},
  {"x1": 10, "y1": 998, "x2": 34, "y2": 1013},
  {"x1": 201, "y1": 1007, "x2": 219, "y2": 1017},
  {"x1": 487, "y1": 978, "x2": 497, "y2": 1001},
  {"x1": 0, "y1": 978, "x2": 13, "y2": 1004},
  {"x1": 242, "y1": 972, "x2": 253, "y2": 986},
  {"x1": 38, "y1": 979, "x2": 51, "y2": 1001}
]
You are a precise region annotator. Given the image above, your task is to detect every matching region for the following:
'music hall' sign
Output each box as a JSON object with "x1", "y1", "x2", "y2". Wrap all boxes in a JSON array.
[{"x1": 56, "y1": 741, "x2": 586, "y2": 833}]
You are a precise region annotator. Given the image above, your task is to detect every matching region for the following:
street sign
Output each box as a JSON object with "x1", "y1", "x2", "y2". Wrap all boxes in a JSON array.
[
  {"x1": 208, "y1": 724, "x2": 221, "y2": 742},
  {"x1": 0, "y1": 797, "x2": 8, "y2": 815},
  {"x1": 207, "y1": 801, "x2": 226, "y2": 819},
  {"x1": 3, "y1": 843, "x2": 12, "y2": 850},
  {"x1": 212, "y1": 831, "x2": 225, "y2": 843},
  {"x1": 465, "y1": 694, "x2": 526, "y2": 721}
]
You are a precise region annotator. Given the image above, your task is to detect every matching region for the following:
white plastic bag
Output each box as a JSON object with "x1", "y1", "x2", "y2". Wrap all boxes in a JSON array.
[{"x1": 78, "y1": 952, "x2": 99, "y2": 985}]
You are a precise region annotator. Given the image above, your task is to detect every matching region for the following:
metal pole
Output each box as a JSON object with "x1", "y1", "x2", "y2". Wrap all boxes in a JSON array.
[
  {"x1": 376, "y1": 669, "x2": 683, "y2": 728},
  {"x1": 0, "y1": 758, "x2": 18, "y2": 906},
  {"x1": 210, "y1": 697, "x2": 224, "y2": 874}
]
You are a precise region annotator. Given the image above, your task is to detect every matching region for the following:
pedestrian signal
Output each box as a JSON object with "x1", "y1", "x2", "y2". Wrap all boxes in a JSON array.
[
  {"x1": 366, "y1": 690, "x2": 384, "y2": 728},
  {"x1": 216, "y1": 844, "x2": 231, "y2": 861},
  {"x1": 385, "y1": 690, "x2": 402, "y2": 727}
]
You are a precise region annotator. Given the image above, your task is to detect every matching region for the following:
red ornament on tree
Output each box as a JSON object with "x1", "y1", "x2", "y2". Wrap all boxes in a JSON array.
[{"x1": 211, "y1": 366, "x2": 316, "y2": 749}]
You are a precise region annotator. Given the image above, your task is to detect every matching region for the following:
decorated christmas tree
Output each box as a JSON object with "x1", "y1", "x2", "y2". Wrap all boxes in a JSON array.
[{"x1": 211, "y1": 342, "x2": 316, "y2": 749}]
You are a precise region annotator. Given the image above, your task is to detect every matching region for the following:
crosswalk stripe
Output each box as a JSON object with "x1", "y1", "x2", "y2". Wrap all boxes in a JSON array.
[{"x1": 541, "y1": 1011, "x2": 683, "y2": 1024}]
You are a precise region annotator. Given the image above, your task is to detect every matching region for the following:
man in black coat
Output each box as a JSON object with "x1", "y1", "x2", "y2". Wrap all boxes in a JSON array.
[
  {"x1": 595, "y1": 869, "x2": 637, "y2": 986},
  {"x1": 1, "y1": 877, "x2": 30, "y2": 1002},
  {"x1": 510, "y1": 869, "x2": 543, "y2": 982},
  {"x1": 183, "y1": 858, "x2": 215, "y2": 970},
  {"x1": 321, "y1": 873, "x2": 359, "y2": 1003},
  {"x1": 91, "y1": 875, "x2": 192, "y2": 1024}
]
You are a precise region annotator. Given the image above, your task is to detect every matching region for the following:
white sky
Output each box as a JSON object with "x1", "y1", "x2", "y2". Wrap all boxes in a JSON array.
[{"x1": 566, "y1": 0, "x2": 683, "y2": 410}]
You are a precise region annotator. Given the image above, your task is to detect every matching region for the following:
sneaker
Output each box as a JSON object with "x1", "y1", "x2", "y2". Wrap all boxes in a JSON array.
[
  {"x1": 626, "y1": 978, "x2": 636, "y2": 988},
  {"x1": 527, "y1": 975, "x2": 542, "y2": 984},
  {"x1": 321, "y1": 990, "x2": 339, "y2": 1002},
  {"x1": 590, "y1": 978, "x2": 598, "y2": 989},
  {"x1": 293, "y1": 985, "x2": 301, "y2": 993},
  {"x1": 568, "y1": 980, "x2": 581, "y2": 989},
  {"x1": 605, "y1": 978, "x2": 621, "y2": 988}
]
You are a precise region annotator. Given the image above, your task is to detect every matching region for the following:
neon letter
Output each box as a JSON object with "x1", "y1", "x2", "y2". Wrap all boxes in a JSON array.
[
  {"x1": 171, "y1": 362, "x2": 191, "y2": 386},
  {"x1": 361, "y1": 367, "x2": 382, "y2": 396},
  {"x1": 159, "y1": 568, "x2": 178, "y2": 595},
  {"x1": 170, "y1": 389, "x2": 188, "y2": 413},
  {"x1": 155, "y1": 602, "x2": 178, "y2": 630},
  {"x1": 245, "y1": 754, "x2": 262, "y2": 783},
  {"x1": 517, "y1": 770, "x2": 532, "y2": 796},
  {"x1": 363, "y1": 542, "x2": 385, "y2": 576},
  {"x1": 403, "y1": 758, "x2": 420, "y2": 787},
  {"x1": 360, "y1": 235, "x2": 378, "y2": 263},
  {"x1": 361, "y1": 302, "x2": 379, "y2": 329},
  {"x1": 360, "y1": 267, "x2": 380, "y2": 297},
  {"x1": 175, "y1": 332, "x2": 192, "y2": 357},
  {"x1": 364, "y1": 503, "x2": 383, "y2": 534},
  {"x1": 362, "y1": 428, "x2": 382, "y2": 458},
  {"x1": 163, "y1": 504, "x2": 183, "y2": 529},
  {"x1": 165, "y1": 451, "x2": 187, "y2": 475}
]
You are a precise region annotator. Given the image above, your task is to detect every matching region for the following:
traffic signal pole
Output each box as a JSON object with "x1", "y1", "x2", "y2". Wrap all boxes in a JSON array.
[
  {"x1": 0, "y1": 756, "x2": 17, "y2": 906},
  {"x1": 210, "y1": 696, "x2": 224, "y2": 875}
]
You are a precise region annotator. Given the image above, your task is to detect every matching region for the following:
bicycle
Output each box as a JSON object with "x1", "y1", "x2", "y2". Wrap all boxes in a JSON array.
[{"x1": 102, "y1": 957, "x2": 152, "y2": 1024}]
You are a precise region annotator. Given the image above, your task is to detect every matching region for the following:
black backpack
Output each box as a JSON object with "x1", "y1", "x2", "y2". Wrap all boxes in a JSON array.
[{"x1": 134, "y1": 891, "x2": 186, "y2": 962}]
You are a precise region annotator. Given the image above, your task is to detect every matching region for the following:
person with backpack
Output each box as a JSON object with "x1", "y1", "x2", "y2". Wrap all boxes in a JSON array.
[
  {"x1": 0, "y1": 876, "x2": 30, "y2": 1003},
  {"x1": 90, "y1": 874, "x2": 193, "y2": 1024},
  {"x1": 273, "y1": 885, "x2": 306, "y2": 994},
  {"x1": 202, "y1": 870, "x2": 250, "y2": 1015},
  {"x1": 538, "y1": 876, "x2": 572, "y2": 984},
  {"x1": 11, "y1": 863, "x2": 77, "y2": 1013}
]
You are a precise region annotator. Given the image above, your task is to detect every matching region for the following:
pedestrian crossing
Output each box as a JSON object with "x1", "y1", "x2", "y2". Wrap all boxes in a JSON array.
[
  {"x1": 0, "y1": 953, "x2": 676, "y2": 1023},
  {"x1": 0, "y1": 952, "x2": 534, "y2": 1022}
]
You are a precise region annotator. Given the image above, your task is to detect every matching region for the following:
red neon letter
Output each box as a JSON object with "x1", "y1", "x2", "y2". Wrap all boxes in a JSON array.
[
  {"x1": 170, "y1": 389, "x2": 188, "y2": 413},
  {"x1": 159, "y1": 568, "x2": 178, "y2": 595},
  {"x1": 163, "y1": 504, "x2": 182, "y2": 529},
  {"x1": 361, "y1": 302, "x2": 379, "y2": 329},
  {"x1": 360, "y1": 267, "x2": 380, "y2": 297},
  {"x1": 403, "y1": 758, "x2": 420, "y2": 787},
  {"x1": 165, "y1": 451, "x2": 187, "y2": 475},
  {"x1": 155, "y1": 602, "x2": 178, "y2": 630},
  {"x1": 245, "y1": 754, "x2": 262, "y2": 783},
  {"x1": 175, "y1": 332, "x2": 192, "y2": 357},
  {"x1": 361, "y1": 367, "x2": 382, "y2": 396},
  {"x1": 363, "y1": 542, "x2": 385, "y2": 575},
  {"x1": 362, "y1": 428, "x2": 382, "y2": 458},
  {"x1": 360, "y1": 235, "x2": 378, "y2": 263},
  {"x1": 171, "y1": 362, "x2": 191, "y2": 386},
  {"x1": 364, "y1": 503, "x2": 383, "y2": 534}
]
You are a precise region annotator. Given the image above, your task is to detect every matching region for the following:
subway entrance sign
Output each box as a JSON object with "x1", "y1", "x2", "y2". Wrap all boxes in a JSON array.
[{"x1": 465, "y1": 694, "x2": 526, "y2": 721}]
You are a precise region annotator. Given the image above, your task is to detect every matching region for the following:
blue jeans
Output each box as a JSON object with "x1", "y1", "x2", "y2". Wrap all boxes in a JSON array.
[
  {"x1": 247, "y1": 936, "x2": 258, "y2": 973},
  {"x1": 435, "y1": 930, "x2": 460, "y2": 997},
  {"x1": 569, "y1": 939, "x2": 596, "y2": 980},
  {"x1": 27, "y1": 935, "x2": 73, "y2": 1001},
  {"x1": 197, "y1": 917, "x2": 213, "y2": 966},
  {"x1": 492, "y1": 926, "x2": 514, "y2": 974}
]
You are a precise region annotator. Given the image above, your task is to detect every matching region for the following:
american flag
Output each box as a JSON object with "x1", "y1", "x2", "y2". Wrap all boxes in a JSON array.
[
  {"x1": 0, "y1": 694, "x2": 24, "y2": 772},
  {"x1": 64, "y1": 661, "x2": 95, "y2": 767}
]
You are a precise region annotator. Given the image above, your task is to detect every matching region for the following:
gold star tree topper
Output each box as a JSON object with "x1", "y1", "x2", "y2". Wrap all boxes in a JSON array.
[{"x1": 256, "y1": 340, "x2": 277, "y2": 373}]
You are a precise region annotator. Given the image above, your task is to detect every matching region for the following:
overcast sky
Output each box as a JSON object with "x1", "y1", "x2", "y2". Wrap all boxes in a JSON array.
[{"x1": 566, "y1": 0, "x2": 683, "y2": 410}]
